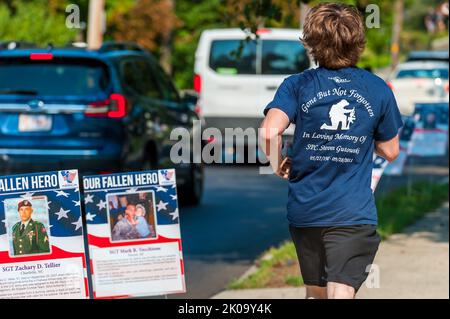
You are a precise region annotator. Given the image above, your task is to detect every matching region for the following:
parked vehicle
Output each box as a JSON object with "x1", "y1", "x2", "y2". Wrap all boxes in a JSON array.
[
  {"x1": 387, "y1": 61, "x2": 449, "y2": 115},
  {"x1": 194, "y1": 28, "x2": 314, "y2": 162},
  {"x1": 0, "y1": 41, "x2": 203, "y2": 205},
  {"x1": 406, "y1": 50, "x2": 449, "y2": 63}
]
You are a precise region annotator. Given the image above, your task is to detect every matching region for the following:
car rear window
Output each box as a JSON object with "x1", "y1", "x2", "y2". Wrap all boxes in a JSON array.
[
  {"x1": 0, "y1": 57, "x2": 110, "y2": 97},
  {"x1": 209, "y1": 40, "x2": 257, "y2": 75},
  {"x1": 208, "y1": 39, "x2": 309, "y2": 75},
  {"x1": 261, "y1": 40, "x2": 310, "y2": 75},
  {"x1": 407, "y1": 51, "x2": 449, "y2": 63},
  {"x1": 396, "y1": 68, "x2": 449, "y2": 79}
]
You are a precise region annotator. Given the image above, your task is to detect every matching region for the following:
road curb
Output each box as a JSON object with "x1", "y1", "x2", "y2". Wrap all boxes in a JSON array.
[
  {"x1": 211, "y1": 287, "x2": 306, "y2": 299},
  {"x1": 236, "y1": 265, "x2": 259, "y2": 282},
  {"x1": 230, "y1": 251, "x2": 274, "y2": 285}
]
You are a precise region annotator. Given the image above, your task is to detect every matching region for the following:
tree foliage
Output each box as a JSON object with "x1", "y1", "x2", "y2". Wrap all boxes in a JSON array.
[
  {"x1": 172, "y1": 0, "x2": 226, "y2": 88},
  {"x1": 106, "y1": 0, "x2": 181, "y2": 53},
  {"x1": 225, "y1": 0, "x2": 300, "y2": 31},
  {"x1": 0, "y1": 0, "x2": 446, "y2": 89},
  {"x1": 0, "y1": 0, "x2": 77, "y2": 47}
]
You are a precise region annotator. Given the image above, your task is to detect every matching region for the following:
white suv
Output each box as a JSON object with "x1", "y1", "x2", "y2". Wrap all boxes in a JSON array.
[{"x1": 194, "y1": 28, "x2": 313, "y2": 161}]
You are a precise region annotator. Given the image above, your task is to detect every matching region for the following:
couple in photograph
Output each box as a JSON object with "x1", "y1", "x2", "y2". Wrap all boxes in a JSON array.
[{"x1": 111, "y1": 202, "x2": 156, "y2": 241}]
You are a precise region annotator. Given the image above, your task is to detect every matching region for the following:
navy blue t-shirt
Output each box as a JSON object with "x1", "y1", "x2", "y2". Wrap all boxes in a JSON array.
[{"x1": 264, "y1": 67, "x2": 403, "y2": 227}]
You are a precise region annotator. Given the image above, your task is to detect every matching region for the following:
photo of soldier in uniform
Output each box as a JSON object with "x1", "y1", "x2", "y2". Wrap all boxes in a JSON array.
[
  {"x1": 5, "y1": 196, "x2": 51, "y2": 257},
  {"x1": 107, "y1": 191, "x2": 157, "y2": 242}
]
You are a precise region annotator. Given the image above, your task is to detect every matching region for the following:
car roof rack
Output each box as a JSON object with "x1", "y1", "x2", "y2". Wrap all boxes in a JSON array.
[
  {"x1": 98, "y1": 41, "x2": 145, "y2": 53},
  {"x1": 0, "y1": 41, "x2": 36, "y2": 50}
]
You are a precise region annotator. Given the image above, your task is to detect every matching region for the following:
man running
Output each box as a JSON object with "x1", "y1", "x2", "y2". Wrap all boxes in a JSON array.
[{"x1": 260, "y1": 3, "x2": 403, "y2": 299}]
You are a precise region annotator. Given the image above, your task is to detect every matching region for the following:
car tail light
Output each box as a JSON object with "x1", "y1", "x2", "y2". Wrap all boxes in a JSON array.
[
  {"x1": 86, "y1": 93, "x2": 127, "y2": 118},
  {"x1": 256, "y1": 28, "x2": 271, "y2": 35},
  {"x1": 387, "y1": 81, "x2": 394, "y2": 91},
  {"x1": 30, "y1": 53, "x2": 54, "y2": 60},
  {"x1": 194, "y1": 74, "x2": 201, "y2": 94},
  {"x1": 445, "y1": 83, "x2": 449, "y2": 93}
]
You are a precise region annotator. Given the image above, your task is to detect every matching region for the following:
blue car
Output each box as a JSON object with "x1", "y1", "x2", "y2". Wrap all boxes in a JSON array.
[{"x1": 0, "y1": 42, "x2": 203, "y2": 205}]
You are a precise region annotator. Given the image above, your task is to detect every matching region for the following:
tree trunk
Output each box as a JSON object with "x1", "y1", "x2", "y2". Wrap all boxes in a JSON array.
[
  {"x1": 391, "y1": 0, "x2": 404, "y2": 70},
  {"x1": 87, "y1": 0, "x2": 105, "y2": 50},
  {"x1": 299, "y1": 1, "x2": 310, "y2": 29},
  {"x1": 160, "y1": 0, "x2": 175, "y2": 75}
]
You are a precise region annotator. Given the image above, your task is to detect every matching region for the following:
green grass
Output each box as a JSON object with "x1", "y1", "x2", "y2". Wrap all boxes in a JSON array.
[
  {"x1": 229, "y1": 181, "x2": 449, "y2": 289},
  {"x1": 284, "y1": 275, "x2": 303, "y2": 287},
  {"x1": 376, "y1": 181, "x2": 449, "y2": 239},
  {"x1": 228, "y1": 241, "x2": 299, "y2": 290}
]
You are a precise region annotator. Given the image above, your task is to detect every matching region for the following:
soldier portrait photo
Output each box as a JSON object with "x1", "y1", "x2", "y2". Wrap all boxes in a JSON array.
[
  {"x1": 107, "y1": 191, "x2": 157, "y2": 242},
  {"x1": 5, "y1": 196, "x2": 51, "y2": 257}
]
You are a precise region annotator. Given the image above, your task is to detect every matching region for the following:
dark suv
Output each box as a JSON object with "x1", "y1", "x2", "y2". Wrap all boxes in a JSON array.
[{"x1": 0, "y1": 42, "x2": 203, "y2": 205}]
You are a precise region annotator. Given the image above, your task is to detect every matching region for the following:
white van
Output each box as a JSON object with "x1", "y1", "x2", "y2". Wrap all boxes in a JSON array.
[{"x1": 194, "y1": 28, "x2": 313, "y2": 161}]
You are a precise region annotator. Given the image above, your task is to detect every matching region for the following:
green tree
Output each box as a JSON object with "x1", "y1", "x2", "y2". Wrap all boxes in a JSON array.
[
  {"x1": 172, "y1": 0, "x2": 226, "y2": 89},
  {"x1": 0, "y1": 0, "x2": 77, "y2": 47},
  {"x1": 172, "y1": 0, "x2": 300, "y2": 89},
  {"x1": 225, "y1": 0, "x2": 300, "y2": 30},
  {"x1": 105, "y1": 0, "x2": 180, "y2": 74}
]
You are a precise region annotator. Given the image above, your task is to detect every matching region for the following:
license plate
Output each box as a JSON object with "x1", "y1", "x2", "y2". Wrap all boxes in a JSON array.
[{"x1": 18, "y1": 114, "x2": 52, "y2": 132}]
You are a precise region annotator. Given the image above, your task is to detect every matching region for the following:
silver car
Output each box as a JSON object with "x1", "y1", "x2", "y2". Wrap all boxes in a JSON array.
[{"x1": 388, "y1": 61, "x2": 449, "y2": 115}]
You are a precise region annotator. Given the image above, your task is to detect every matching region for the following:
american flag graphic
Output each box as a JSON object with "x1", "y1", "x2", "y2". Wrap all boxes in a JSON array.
[
  {"x1": 83, "y1": 170, "x2": 184, "y2": 299},
  {"x1": 84, "y1": 184, "x2": 179, "y2": 226},
  {"x1": 60, "y1": 170, "x2": 78, "y2": 184},
  {"x1": 160, "y1": 169, "x2": 174, "y2": 182},
  {"x1": 0, "y1": 188, "x2": 83, "y2": 237},
  {"x1": 0, "y1": 171, "x2": 89, "y2": 299}
]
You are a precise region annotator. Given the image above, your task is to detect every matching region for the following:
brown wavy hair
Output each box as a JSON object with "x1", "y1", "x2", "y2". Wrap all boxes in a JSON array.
[{"x1": 301, "y1": 3, "x2": 366, "y2": 69}]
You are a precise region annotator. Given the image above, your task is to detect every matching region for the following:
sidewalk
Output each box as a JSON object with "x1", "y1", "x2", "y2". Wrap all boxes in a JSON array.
[{"x1": 212, "y1": 202, "x2": 449, "y2": 299}]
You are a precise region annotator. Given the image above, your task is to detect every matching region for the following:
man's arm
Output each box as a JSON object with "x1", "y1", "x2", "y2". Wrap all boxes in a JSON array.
[
  {"x1": 374, "y1": 134, "x2": 400, "y2": 162},
  {"x1": 36, "y1": 223, "x2": 50, "y2": 253},
  {"x1": 259, "y1": 108, "x2": 291, "y2": 178},
  {"x1": 111, "y1": 223, "x2": 121, "y2": 241}
]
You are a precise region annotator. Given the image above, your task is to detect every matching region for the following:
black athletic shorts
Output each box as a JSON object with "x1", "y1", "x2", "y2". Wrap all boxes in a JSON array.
[{"x1": 289, "y1": 224, "x2": 381, "y2": 291}]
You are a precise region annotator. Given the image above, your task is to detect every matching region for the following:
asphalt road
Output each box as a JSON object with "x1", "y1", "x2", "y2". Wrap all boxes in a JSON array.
[
  {"x1": 171, "y1": 153, "x2": 448, "y2": 299},
  {"x1": 174, "y1": 165, "x2": 289, "y2": 299}
]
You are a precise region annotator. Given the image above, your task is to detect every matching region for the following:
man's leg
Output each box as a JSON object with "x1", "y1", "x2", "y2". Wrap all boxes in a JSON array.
[
  {"x1": 323, "y1": 225, "x2": 381, "y2": 299},
  {"x1": 289, "y1": 225, "x2": 328, "y2": 299},
  {"x1": 305, "y1": 285, "x2": 327, "y2": 299},
  {"x1": 327, "y1": 282, "x2": 355, "y2": 299}
]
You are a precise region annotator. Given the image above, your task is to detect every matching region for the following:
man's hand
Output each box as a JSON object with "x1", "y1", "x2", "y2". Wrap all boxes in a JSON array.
[{"x1": 276, "y1": 157, "x2": 291, "y2": 179}]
